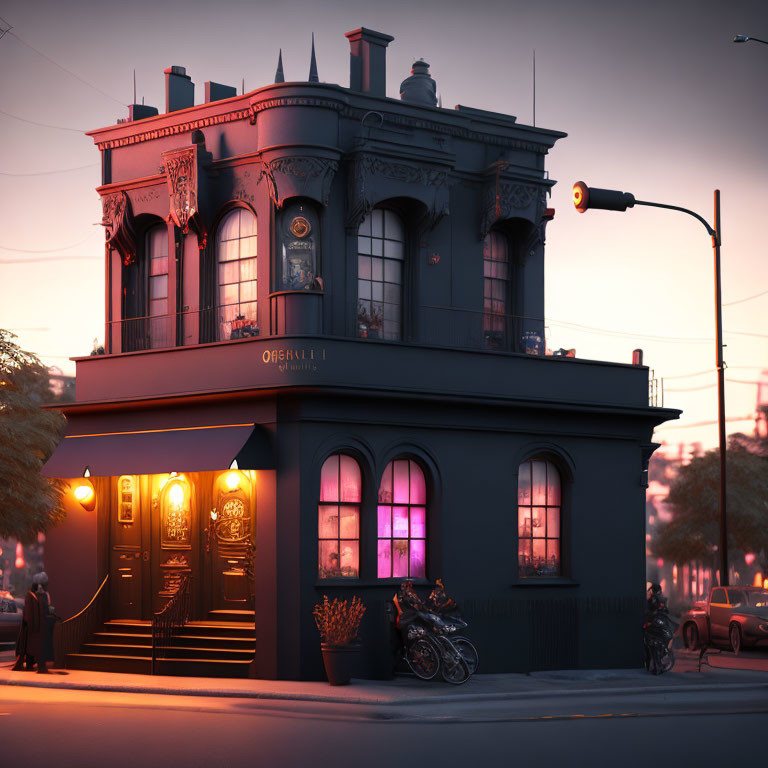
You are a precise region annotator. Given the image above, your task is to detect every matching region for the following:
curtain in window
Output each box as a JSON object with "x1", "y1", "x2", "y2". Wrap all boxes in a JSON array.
[
  {"x1": 377, "y1": 458, "x2": 426, "y2": 578},
  {"x1": 318, "y1": 454, "x2": 361, "y2": 579},
  {"x1": 146, "y1": 225, "x2": 169, "y2": 349},
  {"x1": 216, "y1": 208, "x2": 257, "y2": 341}
]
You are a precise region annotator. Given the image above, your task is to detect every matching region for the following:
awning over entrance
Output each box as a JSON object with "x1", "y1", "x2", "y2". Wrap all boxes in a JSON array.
[{"x1": 42, "y1": 423, "x2": 274, "y2": 478}]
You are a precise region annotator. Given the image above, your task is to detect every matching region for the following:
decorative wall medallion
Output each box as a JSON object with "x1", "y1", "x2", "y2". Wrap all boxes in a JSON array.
[
  {"x1": 289, "y1": 216, "x2": 311, "y2": 238},
  {"x1": 101, "y1": 191, "x2": 136, "y2": 265}
]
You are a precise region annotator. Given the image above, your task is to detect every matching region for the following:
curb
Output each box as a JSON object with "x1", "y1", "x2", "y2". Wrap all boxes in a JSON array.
[{"x1": 2, "y1": 674, "x2": 768, "y2": 707}]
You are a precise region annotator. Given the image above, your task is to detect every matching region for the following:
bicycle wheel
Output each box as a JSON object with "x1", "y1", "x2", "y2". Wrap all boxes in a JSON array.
[
  {"x1": 440, "y1": 642, "x2": 470, "y2": 685},
  {"x1": 452, "y1": 636, "x2": 479, "y2": 676},
  {"x1": 405, "y1": 638, "x2": 440, "y2": 680}
]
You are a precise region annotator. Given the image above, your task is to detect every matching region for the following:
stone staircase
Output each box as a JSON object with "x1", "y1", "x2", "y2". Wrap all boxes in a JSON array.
[{"x1": 65, "y1": 609, "x2": 256, "y2": 677}]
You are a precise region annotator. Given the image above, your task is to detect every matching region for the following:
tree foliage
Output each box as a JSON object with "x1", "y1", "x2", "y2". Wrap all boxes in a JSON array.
[
  {"x1": 654, "y1": 438, "x2": 768, "y2": 572},
  {"x1": 0, "y1": 330, "x2": 66, "y2": 541}
]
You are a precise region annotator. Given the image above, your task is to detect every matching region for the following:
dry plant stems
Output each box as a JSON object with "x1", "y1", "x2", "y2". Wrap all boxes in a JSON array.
[{"x1": 313, "y1": 595, "x2": 366, "y2": 646}]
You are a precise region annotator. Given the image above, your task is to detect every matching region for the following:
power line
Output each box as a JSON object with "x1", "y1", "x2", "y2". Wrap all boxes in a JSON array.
[
  {"x1": 7, "y1": 30, "x2": 125, "y2": 107},
  {"x1": 724, "y1": 288, "x2": 768, "y2": 307},
  {"x1": 664, "y1": 379, "x2": 762, "y2": 393},
  {"x1": 654, "y1": 416, "x2": 755, "y2": 431},
  {"x1": 0, "y1": 254, "x2": 101, "y2": 264},
  {"x1": 0, "y1": 231, "x2": 100, "y2": 255},
  {"x1": 0, "y1": 106, "x2": 86, "y2": 133},
  {"x1": 0, "y1": 162, "x2": 98, "y2": 177},
  {"x1": 547, "y1": 318, "x2": 712, "y2": 344}
]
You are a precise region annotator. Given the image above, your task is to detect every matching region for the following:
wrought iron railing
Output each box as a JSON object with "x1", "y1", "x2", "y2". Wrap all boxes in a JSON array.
[
  {"x1": 109, "y1": 303, "x2": 258, "y2": 353},
  {"x1": 151, "y1": 574, "x2": 191, "y2": 675},
  {"x1": 54, "y1": 573, "x2": 110, "y2": 668}
]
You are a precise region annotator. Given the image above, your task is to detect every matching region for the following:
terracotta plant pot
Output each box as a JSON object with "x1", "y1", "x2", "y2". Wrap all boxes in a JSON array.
[{"x1": 321, "y1": 643, "x2": 361, "y2": 686}]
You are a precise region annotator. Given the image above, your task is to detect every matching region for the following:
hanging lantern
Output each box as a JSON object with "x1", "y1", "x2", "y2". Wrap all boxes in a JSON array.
[{"x1": 15, "y1": 542, "x2": 25, "y2": 569}]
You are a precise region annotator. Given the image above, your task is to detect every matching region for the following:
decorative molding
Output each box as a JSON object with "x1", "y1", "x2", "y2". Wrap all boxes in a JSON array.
[
  {"x1": 94, "y1": 109, "x2": 251, "y2": 150},
  {"x1": 345, "y1": 152, "x2": 450, "y2": 230},
  {"x1": 480, "y1": 178, "x2": 541, "y2": 239},
  {"x1": 101, "y1": 191, "x2": 136, "y2": 265},
  {"x1": 162, "y1": 146, "x2": 207, "y2": 248},
  {"x1": 249, "y1": 96, "x2": 346, "y2": 123},
  {"x1": 259, "y1": 155, "x2": 339, "y2": 208}
]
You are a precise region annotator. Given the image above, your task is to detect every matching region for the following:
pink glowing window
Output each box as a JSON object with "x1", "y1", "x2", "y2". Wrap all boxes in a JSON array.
[
  {"x1": 377, "y1": 459, "x2": 426, "y2": 578},
  {"x1": 518, "y1": 459, "x2": 561, "y2": 578},
  {"x1": 216, "y1": 207, "x2": 258, "y2": 342},
  {"x1": 318, "y1": 454, "x2": 361, "y2": 579}
]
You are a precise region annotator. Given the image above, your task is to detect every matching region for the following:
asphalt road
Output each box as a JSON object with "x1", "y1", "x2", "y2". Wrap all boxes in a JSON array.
[{"x1": 1, "y1": 684, "x2": 766, "y2": 768}]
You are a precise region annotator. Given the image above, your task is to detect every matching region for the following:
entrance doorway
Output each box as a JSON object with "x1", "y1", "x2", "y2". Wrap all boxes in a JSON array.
[{"x1": 107, "y1": 471, "x2": 255, "y2": 619}]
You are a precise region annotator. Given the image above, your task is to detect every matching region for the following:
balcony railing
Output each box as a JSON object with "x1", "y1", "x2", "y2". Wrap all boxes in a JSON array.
[{"x1": 109, "y1": 303, "x2": 258, "y2": 353}]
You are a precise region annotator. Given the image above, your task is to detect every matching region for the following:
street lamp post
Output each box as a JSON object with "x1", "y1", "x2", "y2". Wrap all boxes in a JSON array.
[
  {"x1": 733, "y1": 34, "x2": 768, "y2": 46},
  {"x1": 572, "y1": 183, "x2": 729, "y2": 587}
]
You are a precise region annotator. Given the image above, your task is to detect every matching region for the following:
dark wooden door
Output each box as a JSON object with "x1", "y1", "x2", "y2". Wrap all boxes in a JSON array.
[
  {"x1": 150, "y1": 474, "x2": 199, "y2": 614},
  {"x1": 208, "y1": 474, "x2": 255, "y2": 611},
  {"x1": 109, "y1": 475, "x2": 144, "y2": 619}
]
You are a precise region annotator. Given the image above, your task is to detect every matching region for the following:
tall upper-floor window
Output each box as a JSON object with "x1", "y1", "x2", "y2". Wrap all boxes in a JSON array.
[
  {"x1": 279, "y1": 200, "x2": 318, "y2": 291},
  {"x1": 146, "y1": 225, "x2": 169, "y2": 349},
  {"x1": 357, "y1": 209, "x2": 405, "y2": 341},
  {"x1": 483, "y1": 231, "x2": 510, "y2": 350},
  {"x1": 377, "y1": 458, "x2": 426, "y2": 578},
  {"x1": 518, "y1": 458, "x2": 561, "y2": 578},
  {"x1": 318, "y1": 454, "x2": 361, "y2": 579},
  {"x1": 216, "y1": 208, "x2": 257, "y2": 341}
]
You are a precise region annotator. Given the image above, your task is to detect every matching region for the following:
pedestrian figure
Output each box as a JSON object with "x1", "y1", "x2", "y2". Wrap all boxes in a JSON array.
[{"x1": 12, "y1": 572, "x2": 52, "y2": 674}]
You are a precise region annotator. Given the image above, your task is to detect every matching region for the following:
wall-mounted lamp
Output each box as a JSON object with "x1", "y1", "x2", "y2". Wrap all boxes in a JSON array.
[
  {"x1": 74, "y1": 481, "x2": 96, "y2": 511},
  {"x1": 168, "y1": 481, "x2": 185, "y2": 508},
  {"x1": 224, "y1": 471, "x2": 240, "y2": 491}
]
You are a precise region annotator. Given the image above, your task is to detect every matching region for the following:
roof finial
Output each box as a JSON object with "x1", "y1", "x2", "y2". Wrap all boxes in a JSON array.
[
  {"x1": 308, "y1": 33, "x2": 319, "y2": 82},
  {"x1": 275, "y1": 49, "x2": 285, "y2": 83}
]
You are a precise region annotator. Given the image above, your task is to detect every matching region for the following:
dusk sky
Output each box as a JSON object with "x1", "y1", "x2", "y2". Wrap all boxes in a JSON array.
[{"x1": 1, "y1": 0, "x2": 766, "y2": 450}]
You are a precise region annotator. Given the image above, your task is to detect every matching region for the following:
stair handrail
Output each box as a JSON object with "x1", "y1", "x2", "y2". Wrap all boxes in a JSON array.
[
  {"x1": 54, "y1": 573, "x2": 110, "y2": 669},
  {"x1": 151, "y1": 575, "x2": 191, "y2": 675}
]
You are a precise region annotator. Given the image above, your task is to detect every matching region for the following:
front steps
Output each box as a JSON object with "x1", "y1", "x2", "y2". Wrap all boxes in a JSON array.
[{"x1": 66, "y1": 610, "x2": 256, "y2": 677}]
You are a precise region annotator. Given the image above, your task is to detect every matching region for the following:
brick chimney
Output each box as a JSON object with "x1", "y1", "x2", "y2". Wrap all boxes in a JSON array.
[
  {"x1": 165, "y1": 66, "x2": 194, "y2": 112},
  {"x1": 345, "y1": 28, "x2": 394, "y2": 97}
]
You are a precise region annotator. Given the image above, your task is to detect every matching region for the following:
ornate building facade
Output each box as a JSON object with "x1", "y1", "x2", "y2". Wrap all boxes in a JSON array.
[{"x1": 43, "y1": 28, "x2": 678, "y2": 679}]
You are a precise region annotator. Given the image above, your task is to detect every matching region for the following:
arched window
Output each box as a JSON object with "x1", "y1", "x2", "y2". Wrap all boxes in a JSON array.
[
  {"x1": 318, "y1": 454, "x2": 361, "y2": 578},
  {"x1": 483, "y1": 231, "x2": 510, "y2": 350},
  {"x1": 357, "y1": 209, "x2": 405, "y2": 341},
  {"x1": 518, "y1": 458, "x2": 561, "y2": 578},
  {"x1": 377, "y1": 459, "x2": 426, "y2": 578},
  {"x1": 216, "y1": 208, "x2": 257, "y2": 341}
]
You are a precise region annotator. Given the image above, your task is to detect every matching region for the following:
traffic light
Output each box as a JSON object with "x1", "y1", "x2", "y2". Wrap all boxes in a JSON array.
[{"x1": 572, "y1": 182, "x2": 636, "y2": 213}]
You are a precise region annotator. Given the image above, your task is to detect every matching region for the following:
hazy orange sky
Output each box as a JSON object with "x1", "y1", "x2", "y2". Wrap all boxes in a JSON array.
[{"x1": 1, "y1": 0, "x2": 766, "y2": 450}]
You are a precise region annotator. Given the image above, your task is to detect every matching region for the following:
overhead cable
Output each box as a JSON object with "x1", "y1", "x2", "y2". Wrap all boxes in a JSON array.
[
  {"x1": 7, "y1": 30, "x2": 125, "y2": 107},
  {"x1": 0, "y1": 106, "x2": 86, "y2": 133},
  {"x1": 0, "y1": 162, "x2": 98, "y2": 177},
  {"x1": 0, "y1": 231, "x2": 99, "y2": 254}
]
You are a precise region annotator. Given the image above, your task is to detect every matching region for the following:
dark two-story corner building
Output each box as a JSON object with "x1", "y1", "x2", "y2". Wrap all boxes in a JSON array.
[{"x1": 42, "y1": 28, "x2": 678, "y2": 680}]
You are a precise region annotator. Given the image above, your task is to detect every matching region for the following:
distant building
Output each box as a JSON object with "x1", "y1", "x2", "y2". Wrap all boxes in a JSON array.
[{"x1": 42, "y1": 28, "x2": 678, "y2": 680}]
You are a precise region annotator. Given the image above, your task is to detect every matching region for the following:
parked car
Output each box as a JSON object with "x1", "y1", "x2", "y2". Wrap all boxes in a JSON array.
[
  {"x1": 0, "y1": 592, "x2": 22, "y2": 644},
  {"x1": 680, "y1": 586, "x2": 768, "y2": 654}
]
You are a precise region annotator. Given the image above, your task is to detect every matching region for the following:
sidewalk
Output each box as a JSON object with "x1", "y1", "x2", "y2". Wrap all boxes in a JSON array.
[{"x1": 2, "y1": 651, "x2": 768, "y2": 707}]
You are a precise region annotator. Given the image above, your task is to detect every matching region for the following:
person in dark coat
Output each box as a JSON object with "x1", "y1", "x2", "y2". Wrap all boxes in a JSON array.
[{"x1": 12, "y1": 572, "x2": 51, "y2": 674}]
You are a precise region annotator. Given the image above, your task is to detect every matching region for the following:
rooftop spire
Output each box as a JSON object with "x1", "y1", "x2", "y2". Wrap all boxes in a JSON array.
[
  {"x1": 275, "y1": 49, "x2": 285, "y2": 83},
  {"x1": 308, "y1": 33, "x2": 319, "y2": 82}
]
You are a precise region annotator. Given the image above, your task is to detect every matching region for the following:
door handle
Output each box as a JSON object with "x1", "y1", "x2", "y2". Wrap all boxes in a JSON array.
[{"x1": 142, "y1": 551, "x2": 149, "y2": 562}]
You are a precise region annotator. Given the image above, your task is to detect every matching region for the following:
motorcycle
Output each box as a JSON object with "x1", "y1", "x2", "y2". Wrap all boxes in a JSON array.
[
  {"x1": 393, "y1": 579, "x2": 478, "y2": 685},
  {"x1": 642, "y1": 583, "x2": 678, "y2": 675}
]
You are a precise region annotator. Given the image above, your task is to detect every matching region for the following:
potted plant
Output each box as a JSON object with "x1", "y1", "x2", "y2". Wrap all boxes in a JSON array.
[{"x1": 313, "y1": 595, "x2": 366, "y2": 685}]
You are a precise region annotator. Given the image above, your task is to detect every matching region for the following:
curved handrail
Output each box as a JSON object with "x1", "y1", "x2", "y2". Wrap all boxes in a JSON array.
[
  {"x1": 61, "y1": 574, "x2": 109, "y2": 625},
  {"x1": 55, "y1": 573, "x2": 110, "y2": 668}
]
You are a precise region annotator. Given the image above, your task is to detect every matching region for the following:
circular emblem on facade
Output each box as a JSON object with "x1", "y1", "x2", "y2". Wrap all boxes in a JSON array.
[{"x1": 290, "y1": 216, "x2": 311, "y2": 238}]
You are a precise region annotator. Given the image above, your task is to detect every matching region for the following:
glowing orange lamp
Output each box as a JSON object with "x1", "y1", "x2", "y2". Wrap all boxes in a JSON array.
[{"x1": 74, "y1": 482, "x2": 96, "y2": 511}]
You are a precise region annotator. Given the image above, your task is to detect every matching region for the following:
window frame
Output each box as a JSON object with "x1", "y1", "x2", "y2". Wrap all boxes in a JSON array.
[
  {"x1": 214, "y1": 205, "x2": 258, "y2": 341},
  {"x1": 376, "y1": 457, "x2": 428, "y2": 580},
  {"x1": 317, "y1": 453, "x2": 362, "y2": 580},
  {"x1": 516, "y1": 457, "x2": 564, "y2": 581},
  {"x1": 357, "y1": 207, "x2": 407, "y2": 342}
]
